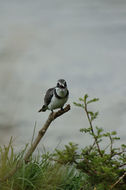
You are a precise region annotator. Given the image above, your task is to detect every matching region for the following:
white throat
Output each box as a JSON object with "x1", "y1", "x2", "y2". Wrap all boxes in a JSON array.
[{"x1": 55, "y1": 87, "x2": 67, "y2": 98}]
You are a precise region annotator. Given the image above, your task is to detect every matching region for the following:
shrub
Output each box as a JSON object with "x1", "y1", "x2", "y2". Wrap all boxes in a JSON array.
[{"x1": 54, "y1": 94, "x2": 126, "y2": 190}]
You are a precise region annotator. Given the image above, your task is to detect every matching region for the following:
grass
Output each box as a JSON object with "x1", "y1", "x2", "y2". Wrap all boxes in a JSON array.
[{"x1": 0, "y1": 139, "x2": 90, "y2": 190}]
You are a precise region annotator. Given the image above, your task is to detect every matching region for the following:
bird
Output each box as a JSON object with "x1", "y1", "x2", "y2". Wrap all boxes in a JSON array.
[{"x1": 38, "y1": 79, "x2": 69, "y2": 112}]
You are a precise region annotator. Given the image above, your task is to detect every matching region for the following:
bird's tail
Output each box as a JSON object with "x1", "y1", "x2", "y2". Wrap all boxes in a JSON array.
[{"x1": 38, "y1": 105, "x2": 47, "y2": 112}]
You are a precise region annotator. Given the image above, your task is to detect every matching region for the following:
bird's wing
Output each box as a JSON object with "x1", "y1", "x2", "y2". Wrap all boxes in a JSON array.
[{"x1": 44, "y1": 87, "x2": 54, "y2": 106}]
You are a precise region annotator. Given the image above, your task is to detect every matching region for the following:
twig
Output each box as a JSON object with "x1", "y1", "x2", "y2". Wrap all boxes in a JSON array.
[
  {"x1": 84, "y1": 103, "x2": 103, "y2": 157},
  {"x1": 110, "y1": 171, "x2": 126, "y2": 190},
  {"x1": 0, "y1": 104, "x2": 70, "y2": 182},
  {"x1": 109, "y1": 134, "x2": 113, "y2": 156},
  {"x1": 88, "y1": 140, "x2": 95, "y2": 153},
  {"x1": 119, "y1": 163, "x2": 126, "y2": 168}
]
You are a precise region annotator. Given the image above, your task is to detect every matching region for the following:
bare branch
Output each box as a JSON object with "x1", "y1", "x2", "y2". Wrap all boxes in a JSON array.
[{"x1": 24, "y1": 104, "x2": 70, "y2": 162}]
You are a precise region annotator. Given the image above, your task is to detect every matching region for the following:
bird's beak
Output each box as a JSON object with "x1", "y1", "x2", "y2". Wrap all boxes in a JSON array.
[{"x1": 60, "y1": 84, "x2": 65, "y2": 89}]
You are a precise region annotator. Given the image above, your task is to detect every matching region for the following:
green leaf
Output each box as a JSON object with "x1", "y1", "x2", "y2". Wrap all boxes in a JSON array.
[
  {"x1": 80, "y1": 128, "x2": 91, "y2": 133},
  {"x1": 89, "y1": 111, "x2": 99, "y2": 121},
  {"x1": 84, "y1": 94, "x2": 88, "y2": 104},
  {"x1": 96, "y1": 126, "x2": 103, "y2": 135},
  {"x1": 73, "y1": 102, "x2": 84, "y2": 108},
  {"x1": 113, "y1": 137, "x2": 120, "y2": 141},
  {"x1": 88, "y1": 111, "x2": 94, "y2": 117},
  {"x1": 104, "y1": 132, "x2": 111, "y2": 137},
  {"x1": 94, "y1": 111, "x2": 99, "y2": 118},
  {"x1": 111, "y1": 131, "x2": 117, "y2": 136},
  {"x1": 121, "y1": 144, "x2": 126, "y2": 148},
  {"x1": 87, "y1": 98, "x2": 99, "y2": 104},
  {"x1": 79, "y1": 97, "x2": 84, "y2": 102}
]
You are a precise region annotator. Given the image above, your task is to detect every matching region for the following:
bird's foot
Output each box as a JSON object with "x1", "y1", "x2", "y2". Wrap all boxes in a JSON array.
[{"x1": 60, "y1": 107, "x2": 64, "y2": 111}]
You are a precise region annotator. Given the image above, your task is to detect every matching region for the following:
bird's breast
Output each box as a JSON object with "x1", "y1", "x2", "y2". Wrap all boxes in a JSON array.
[{"x1": 48, "y1": 96, "x2": 68, "y2": 110}]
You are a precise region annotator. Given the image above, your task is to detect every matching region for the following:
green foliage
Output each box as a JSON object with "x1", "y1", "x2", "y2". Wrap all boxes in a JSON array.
[
  {"x1": 0, "y1": 137, "x2": 28, "y2": 180},
  {"x1": 0, "y1": 141, "x2": 87, "y2": 190},
  {"x1": 55, "y1": 94, "x2": 126, "y2": 190},
  {"x1": 54, "y1": 142, "x2": 79, "y2": 164}
]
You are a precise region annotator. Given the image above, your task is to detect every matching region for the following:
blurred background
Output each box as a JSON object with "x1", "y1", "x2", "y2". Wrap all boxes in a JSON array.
[{"x1": 0, "y1": 0, "x2": 126, "y2": 151}]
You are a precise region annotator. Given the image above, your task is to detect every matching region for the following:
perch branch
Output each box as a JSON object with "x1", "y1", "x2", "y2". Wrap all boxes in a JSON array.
[{"x1": 24, "y1": 104, "x2": 70, "y2": 162}]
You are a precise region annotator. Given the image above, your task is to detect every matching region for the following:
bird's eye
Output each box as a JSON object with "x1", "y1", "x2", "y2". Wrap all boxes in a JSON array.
[{"x1": 57, "y1": 83, "x2": 60, "y2": 87}]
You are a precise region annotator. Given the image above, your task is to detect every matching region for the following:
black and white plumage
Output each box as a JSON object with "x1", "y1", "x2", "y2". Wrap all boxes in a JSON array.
[{"x1": 38, "y1": 79, "x2": 69, "y2": 112}]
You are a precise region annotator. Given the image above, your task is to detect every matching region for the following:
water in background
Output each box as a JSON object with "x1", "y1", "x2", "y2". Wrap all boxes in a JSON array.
[{"x1": 0, "y1": 0, "x2": 126, "y2": 151}]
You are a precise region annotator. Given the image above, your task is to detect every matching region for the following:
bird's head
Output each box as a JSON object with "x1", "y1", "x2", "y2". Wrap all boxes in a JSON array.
[{"x1": 56, "y1": 79, "x2": 67, "y2": 89}]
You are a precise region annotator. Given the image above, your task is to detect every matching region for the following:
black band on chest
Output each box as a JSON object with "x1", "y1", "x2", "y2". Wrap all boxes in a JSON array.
[{"x1": 54, "y1": 89, "x2": 69, "y2": 99}]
